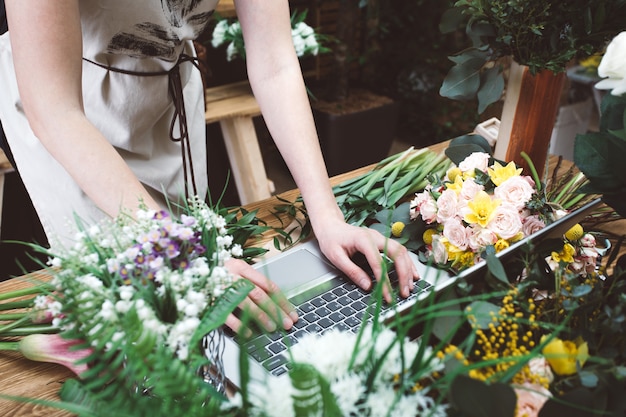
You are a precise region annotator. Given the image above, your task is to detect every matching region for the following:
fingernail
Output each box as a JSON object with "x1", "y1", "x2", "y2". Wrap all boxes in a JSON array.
[
  {"x1": 360, "y1": 278, "x2": 371, "y2": 290},
  {"x1": 283, "y1": 317, "x2": 294, "y2": 329},
  {"x1": 289, "y1": 311, "x2": 299, "y2": 322},
  {"x1": 266, "y1": 321, "x2": 277, "y2": 332},
  {"x1": 404, "y1": 285, "x2": 410, "y2": 296}
]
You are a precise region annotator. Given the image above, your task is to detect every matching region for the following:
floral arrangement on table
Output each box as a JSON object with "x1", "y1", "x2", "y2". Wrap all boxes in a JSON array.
[
  {"x1": 0, "y1": 196, "x2": 261, "y2": 415},
  {"x1": 438, "y1": 0, "x2": 626, "y2": 113},
  {"x1": 407, "y1": 135, "x2": 564, "y2": 274},
  {"x1": 211, "y1": 9, "x2": 329, "y2": 62}
]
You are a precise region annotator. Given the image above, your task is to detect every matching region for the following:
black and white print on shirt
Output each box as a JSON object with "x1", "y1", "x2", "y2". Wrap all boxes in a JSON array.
[{"x1": 106, "y1": 0, "x2": 214, "y2": 61}]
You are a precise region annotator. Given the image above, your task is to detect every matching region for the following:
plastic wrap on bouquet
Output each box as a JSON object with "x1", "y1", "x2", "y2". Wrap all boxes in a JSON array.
[{"x1": 200, "y1": 328, "x2": 227, "y2": 394}]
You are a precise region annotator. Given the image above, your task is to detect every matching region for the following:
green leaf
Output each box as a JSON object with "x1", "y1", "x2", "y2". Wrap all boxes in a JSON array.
[
  {"x1": 574, "y1": 133, "x2": 624, "y2": 191},
  {"x1": 189, "y1": 279, "x2": 254, "y2": 349},
  {"x1": 290, "y1": 363, "x2": 342, "y2": 417},
  {"x1": 440, "y1": 58, "x2": 484, "y2": 101},
  {"x1": 477, "y1": 66, "x2": 505, "y2": 114},
  {"x1": 486, "y1": 251, "x2": 509, "y2": 284},
  {"x1": 449, "y1": 374, "x2": 517, "y2": 417},
  {"x1": 439, "y1": 7, "x2": 466, "y2": 34}
]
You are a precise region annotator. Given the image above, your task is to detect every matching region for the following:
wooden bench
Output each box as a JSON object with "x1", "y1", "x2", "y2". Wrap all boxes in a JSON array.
[{"x1": 205, "y1": 80, "x2": 274, "y2": 204}]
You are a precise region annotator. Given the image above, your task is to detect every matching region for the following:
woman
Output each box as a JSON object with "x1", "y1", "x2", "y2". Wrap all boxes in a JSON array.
[{"x1": 0, "y1": 0, "x2": 418, "y2": 332}]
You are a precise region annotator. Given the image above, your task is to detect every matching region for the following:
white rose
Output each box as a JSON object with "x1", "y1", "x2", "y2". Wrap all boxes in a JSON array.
[
  {"x1": 431, "y1": 235, "x2": 449, "y2": 264},
  {"x1": 494, "y1": 175, "x2": 536, "y2": 211},
  {"x1": 458, "y1": 152, "x2": 490, "y2": 174},
  {"x1": 487, "y1": 205, "x2": 523, "y2": 239},
  {"x1": 442, "y1": 218, "x2": 469, "y2": 251},
  {"x1": 596, "y1": 31, "x2": 626, "y2": 96},
  {"x1": 436, "y1": 188, "x2": 461, "y2": 224}
]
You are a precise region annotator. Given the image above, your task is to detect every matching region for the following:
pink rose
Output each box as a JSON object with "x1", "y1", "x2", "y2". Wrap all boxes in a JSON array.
[
  {"x1": 468, "y1": 226, "x2": 498, "y2": 252},
  {"x1": 436, "y1": 189, "x2": 461, "y2": 224},
  {"x1": 459, "y1": 177, "x2": 484, "y2": 202},
  {"x1": 458, "y1": 152, "x2": 490, "y2": 174},
  {"x1": 494, "y1": 176, "x2": 536, "y2": 211},
  {"x1": 488, "y1": 205, "x2": 523, "y2": 240},
  {"x1": 513, "y1": 383, "x2": 552, "y2": 417},
  {"x1": 410, "y1": 192, "x2": 438, "y2": 223},
  {"x1": 522, "y1": 215, "x2": 546, "y2": 237},
  {"x1": 442, "y1": 218, "x2": 469, "y2": 251}
]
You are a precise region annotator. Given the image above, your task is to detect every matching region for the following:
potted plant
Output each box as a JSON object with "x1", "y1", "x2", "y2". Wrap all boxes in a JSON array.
[{"x1": 438, "y1": 0, "x2": 626, "y2": 176}]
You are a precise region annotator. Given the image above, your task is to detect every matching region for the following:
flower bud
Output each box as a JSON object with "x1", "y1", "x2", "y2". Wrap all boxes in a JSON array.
[{"x1": 18, "y1": 334, "x2": 92, "y2": 376}]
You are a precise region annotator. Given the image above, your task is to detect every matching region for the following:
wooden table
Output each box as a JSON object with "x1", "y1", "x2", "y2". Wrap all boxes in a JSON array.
[{"x1": 0, "y1": 142, "x2": 447, "y2": 416}]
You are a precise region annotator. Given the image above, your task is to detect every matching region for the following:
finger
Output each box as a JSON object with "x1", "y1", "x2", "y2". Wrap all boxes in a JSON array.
[
  {"x1": 373, "y1": 236, "x2": 419, "y2": 299},
  {"x1": 240, "y1": 269, "x2": 298, "y2": 324}
]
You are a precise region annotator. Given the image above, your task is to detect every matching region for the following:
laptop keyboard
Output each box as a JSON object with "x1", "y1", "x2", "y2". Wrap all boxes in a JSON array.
[{"x1": 235, "y1": 267, "x2": 435, "y2": 377}]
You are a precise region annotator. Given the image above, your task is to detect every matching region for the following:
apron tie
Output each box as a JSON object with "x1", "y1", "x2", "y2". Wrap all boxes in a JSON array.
[{"x1": 83, "y1": 53, "x2": 204, "y2": 200}]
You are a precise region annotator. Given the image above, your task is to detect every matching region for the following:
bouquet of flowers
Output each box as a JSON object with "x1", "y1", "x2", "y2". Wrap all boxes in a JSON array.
[
  {"x1": 211, "y1": 10, "x2": 329, "y2": 62},
  {"x1": 409, "y1": 150, "x2": 554, "y2": 273},
  {"x1": 5, "y1": 196, "x2": 257, "y2": 415}
]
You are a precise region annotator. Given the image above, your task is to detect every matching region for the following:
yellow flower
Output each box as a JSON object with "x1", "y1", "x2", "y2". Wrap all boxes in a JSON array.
[
  {"x1": 494, "y1": 239, "x2": 509, "y2": 252},
  {"x1": 488, "y1": 161, "x2": 522, "y2": 186},
  {"x1": 464, "y1": 191, "x2": 500, "y2": 227},
  {"x1": 423, "y1": 228, "x2": 437, "y2": 245},
  {"x1": 564, "y1": 224, "x2": 584, "y2": 242},
  {"x1": 542, "y1": 336, "x2": 589, "y2": 376},
  {"x1": 445, "y1": 174, "x2": 464, "y2": 193},
  {"x1": 551, "y1": 243, "x2": 576, "y2": 263},
  {"x1": 391, "y1": 221, "x2": 405, "y2": 238},
  {"x1": 447, "y1": 167, "x2": 462, "y2": 182}
]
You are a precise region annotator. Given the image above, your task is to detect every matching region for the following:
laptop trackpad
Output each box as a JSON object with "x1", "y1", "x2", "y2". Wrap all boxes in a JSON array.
[{"x1": 254, "y1": 247, "x2": 338, "y2": 297}]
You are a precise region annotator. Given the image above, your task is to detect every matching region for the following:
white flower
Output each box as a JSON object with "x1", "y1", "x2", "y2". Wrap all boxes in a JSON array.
[
  {"x1": 226, "y1": 42, "x2": 238, "y2": 62},
  {"x1": 458, "y1": 152, "x2": 490, "y2": 173},
  {"x1": 431, "y1": 234, "x2": 449, "y2": 264},
  {"x1": 331, "y1": 373, "x2": 366, "y2": 416},
  {"x1": 596, "y1": 31, "x2": 626, "y2": 96},
  {"x1": 211, "y1": 20, "x2": 229, "y2": 47}
]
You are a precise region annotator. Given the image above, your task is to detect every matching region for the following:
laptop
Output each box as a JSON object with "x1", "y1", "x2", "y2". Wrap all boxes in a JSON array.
[{"x1": 221, "y1": 197, "x2": 603, "y2": 386}]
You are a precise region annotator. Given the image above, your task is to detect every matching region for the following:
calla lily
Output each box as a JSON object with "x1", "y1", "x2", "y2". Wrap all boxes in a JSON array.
[
  {"x1": 18, "y1": 334, "x2": 92, "y2": 376},
  {"x1": 541, "y1": 336, "x2": 588, "y2": 376}
]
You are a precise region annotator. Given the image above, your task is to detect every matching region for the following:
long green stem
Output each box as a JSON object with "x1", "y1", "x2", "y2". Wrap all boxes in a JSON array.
[
  {"x1": 0, "y1": 325, "x2": 57, "y2": 336},
  {"x1": 0, "y1": 298, "x2": 35, "y2": 311},
  {"x1": 0, "y1": 312, "x2": 29, "y2": 321},
  {"x1": 520, "y1": 151, "x2": 541, "y2": 192},
  {"x1": 0, "y1": 341, "x2": 20, "y2": 351},
  {"x1": 0, "y1": 315, "x2": 32, "y2": 335},
  {"x1": 0, "y1": 285, "x2": 49, "y2": 302}
]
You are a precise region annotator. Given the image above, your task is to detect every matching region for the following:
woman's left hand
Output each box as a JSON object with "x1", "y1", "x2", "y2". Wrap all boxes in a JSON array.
[{"x1": 314, "y1": 219, "x2": 420, "y2": 303}]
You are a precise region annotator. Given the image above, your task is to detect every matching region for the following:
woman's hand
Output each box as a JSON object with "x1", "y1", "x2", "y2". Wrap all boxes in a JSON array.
[
  {"x1": 224, "y1": 258, "x2": 298, "y2": 335},
  {"x1": 315, "y1": 219, "x2": 420, "y2": 303}
]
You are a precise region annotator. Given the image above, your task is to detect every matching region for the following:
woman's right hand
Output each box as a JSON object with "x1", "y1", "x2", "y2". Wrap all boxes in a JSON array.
[{"x1": 224, "y1": 258, "x2": 298, "y2": 335}]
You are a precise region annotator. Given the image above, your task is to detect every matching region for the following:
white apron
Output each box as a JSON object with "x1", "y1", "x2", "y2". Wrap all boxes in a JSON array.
[{"x1": 0, "y1": 0, "x2": 219, "y2": 248}]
